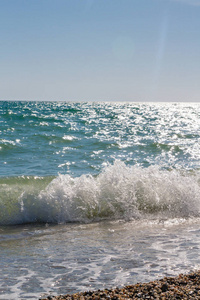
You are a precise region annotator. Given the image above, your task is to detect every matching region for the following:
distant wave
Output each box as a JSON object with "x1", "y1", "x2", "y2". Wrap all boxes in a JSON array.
[{"x1": 1, "y1": 161, "x2": 200, "y2": 225}]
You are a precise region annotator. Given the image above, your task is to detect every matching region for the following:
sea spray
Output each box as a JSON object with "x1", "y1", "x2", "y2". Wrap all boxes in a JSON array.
[{"x1": 1, "y1": 161, "x2": 200, "y2": 225}]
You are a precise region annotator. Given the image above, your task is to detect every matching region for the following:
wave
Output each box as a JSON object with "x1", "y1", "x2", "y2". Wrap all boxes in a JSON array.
[{"x1": 0, "y1": 161, "x2": 200, "y2": 225}]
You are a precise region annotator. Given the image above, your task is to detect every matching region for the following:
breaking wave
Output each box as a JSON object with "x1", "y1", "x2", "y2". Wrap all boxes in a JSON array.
[{"x1": 1, "y1": 161, "x2": 200, "y2": 225}]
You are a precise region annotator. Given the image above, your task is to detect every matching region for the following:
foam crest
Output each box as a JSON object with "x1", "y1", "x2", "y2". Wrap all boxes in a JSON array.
[{"x1": 1, "y1": 161, "x2": 200, "y2": 225}]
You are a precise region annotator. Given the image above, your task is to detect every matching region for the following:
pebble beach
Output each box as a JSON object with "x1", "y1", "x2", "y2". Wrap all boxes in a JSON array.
[{"x1": 41, "y1": 271, "x2": 200, "y2": 299}]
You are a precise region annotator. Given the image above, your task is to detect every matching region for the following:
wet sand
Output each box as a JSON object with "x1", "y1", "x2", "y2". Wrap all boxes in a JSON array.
[{"x1": 41, "y1": 270, "x2": 200, "y2": 299}]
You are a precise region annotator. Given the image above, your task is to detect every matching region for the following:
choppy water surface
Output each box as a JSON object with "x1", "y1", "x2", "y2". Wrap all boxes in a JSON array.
[
  {"x1": 1, "y1": 101, "x2": 200, "y2": 177},
  {"x1": 0, "y1": 101, "x2": 200, "y2": 299}
]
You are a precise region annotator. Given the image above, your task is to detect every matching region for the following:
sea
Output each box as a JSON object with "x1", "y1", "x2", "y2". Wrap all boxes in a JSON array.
[{"x1": 1, "y1": 101, "x2": 200, "y2": 299}]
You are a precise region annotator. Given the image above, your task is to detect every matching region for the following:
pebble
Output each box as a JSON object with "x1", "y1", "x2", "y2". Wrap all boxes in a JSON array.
[{"x1": 41, "y1": 270, "x2": 200, "y2": 300}]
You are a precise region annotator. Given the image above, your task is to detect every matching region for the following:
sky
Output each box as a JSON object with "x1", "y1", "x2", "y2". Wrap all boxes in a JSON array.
[{"x1": 0, "y1": 0, "x2": 200, "y2": 102}]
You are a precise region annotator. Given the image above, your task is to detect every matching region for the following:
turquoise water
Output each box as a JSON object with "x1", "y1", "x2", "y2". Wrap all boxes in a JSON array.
[
  {"x1": 1, "y1": 101, "x2": 200, "y2": 178},
  {"x1": 1, "y1": 101, "x2": 200, "y2": 299},
  {"x1": 1, "y1": 101, "x2": 200, "y2": 225}
]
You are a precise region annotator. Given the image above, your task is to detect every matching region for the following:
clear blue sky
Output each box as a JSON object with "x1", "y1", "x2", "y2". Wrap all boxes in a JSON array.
[{"x1": 0, "y1": 0, "x2": 199, "y2": 101}]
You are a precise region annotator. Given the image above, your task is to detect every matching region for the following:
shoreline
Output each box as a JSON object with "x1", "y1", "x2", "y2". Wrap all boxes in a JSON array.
[{"x1": 41, "y1": 270, "x2": 200, "y2": 299}]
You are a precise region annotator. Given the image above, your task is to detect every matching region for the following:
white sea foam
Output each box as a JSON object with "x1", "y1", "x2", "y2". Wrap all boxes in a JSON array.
[
  {"x1": 0, "y1": 161, "x2": 200, "y2": 225},
  {"x1": 62, "y1": 135, "x2": 77, "y2": 141}
]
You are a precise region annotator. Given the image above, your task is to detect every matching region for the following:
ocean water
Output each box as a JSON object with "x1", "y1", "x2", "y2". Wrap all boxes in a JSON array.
[{"x1": 1, "y1": 101, "x2": 200, "y2": 299}]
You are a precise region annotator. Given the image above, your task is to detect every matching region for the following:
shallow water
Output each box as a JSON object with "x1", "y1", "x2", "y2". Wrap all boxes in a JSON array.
[{"x1": 1, "y1": 219, "x2": 200, "y2": 299}]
